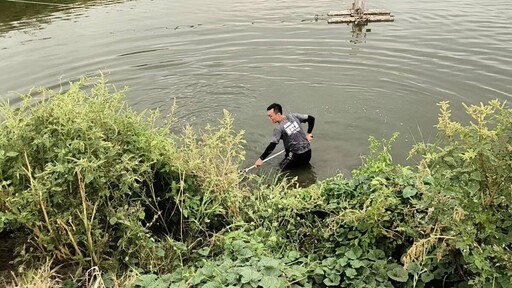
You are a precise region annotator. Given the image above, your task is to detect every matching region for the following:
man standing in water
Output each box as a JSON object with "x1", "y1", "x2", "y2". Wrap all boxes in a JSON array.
[{"x1": 255, "y1": 103, "x2": 315, "y2": 170}]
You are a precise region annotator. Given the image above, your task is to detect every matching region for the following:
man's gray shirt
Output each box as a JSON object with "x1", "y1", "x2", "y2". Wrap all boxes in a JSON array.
[{"x1": 270, "y1": 113, "x2": 311, "y2": 154}]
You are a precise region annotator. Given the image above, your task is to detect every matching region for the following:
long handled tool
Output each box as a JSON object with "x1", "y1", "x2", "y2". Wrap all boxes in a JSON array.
[{"x1": 243, "y1": 150, "x2": 285, "y2": 173}]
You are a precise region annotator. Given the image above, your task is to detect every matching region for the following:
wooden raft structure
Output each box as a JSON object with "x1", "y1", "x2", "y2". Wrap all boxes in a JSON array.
[{"x1": 328, "y1": 0, "x2": 394, "y2": 24}]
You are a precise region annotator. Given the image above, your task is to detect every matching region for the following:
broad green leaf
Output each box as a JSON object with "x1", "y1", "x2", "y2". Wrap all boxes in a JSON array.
[
  {"x1": 387, "y1": 267, "x2": 408, "y2": 282},
  {"x1": 337, "y1": 257, "x2": 348, "y2": 267},
  {"x1": 239, "y1": 267, "x2": 261, "y2": 284},
  {"x1": 109, "y1": 217, "x2": 118, "y2": 225},
  {"x1": 345, "y1": 250, "x2": 358, "y2": 260},
  {"x1": 347, "y1": 231, "x2": 361, "y2": 239},
  {"x1": 407, "y1": 262, "x2": 420, "y2": 274},
  {"x1": 224, "y1": 272, "x2": 239, "y2": 285},
  {"x1": 155, "y1": 248, "x2": 165, "y2": 257},
  {"x1": 468, "y1": 183, "x2": 480, "y2": 194},
  {"x1": 62, "y1": 279, "x2": 78, "y2": 288},
  {"x1": 423, "y1": 175, "x2": 434, "y2": 184},
  {"x1": 444, "y1": 156, "x2": 456, "y2": 166},
  {"x1": 197, "y1": 247, "x2": 210, "y2": 256},
  {"x1": 421, "y1": 272, "x2": 434, "y2": 283},
  {"x1": 345, "y1": 268, "x2": 357, "y2": 278},
  {"x1": 169, "y1": 282, "x2": 187, "y2": 288},
  {"x1": 259, "y1": 276, "x2": 281, "y2": 288},
  {"x1": 202, "y1": 282, "x2": 223, "y2": 288},
  {"x1": 6, "y1": 152, "x2": 19, "y2": 157},
  {"x1": 314, "y1": 267, "x2": 324, "y2": 275},
  {"x1": 84, "y1": 173, "x2": 94, "y2": 183},
  {"x1": 231, "y1": 240, "x2": 244, "y2": 251},
  {"x1": 350, "y1": 259, "x2": 364, "y2": 269},
  {"x1": 345, "y1": 246, "x2": 362, "y2": 260},
  {"x1": 402, "y1": 186, "x2": 418, "y2": 198},
  {"x1": 261, "y1": 267, "x2": 281, "y2": 277},
  {"x1": 290, "y1": 265, "x2": 307, "y2": 277},
  {"x1": 172, "y1": 241, "x2": 187, "y2": 251},
  {"x1": 135, "y1": 274, "x2": 158, "y2": 286},
  {"x1": 286, "y1": 250, "x2": 300, "y2": 261},
  {"x1": 258, "y1": 257, "x2": 280, "y2": 268},
  {"x1": 470, "y1": 172, "x2": 481, "y2": 181},
  {"x1": 322, "y1": 257, "x2": 336, "y2": 268},
  {"x1": 368, "y1": 249, "x2": 386, "y2": 261},
  {"x1": 200, "y1": 265, "x2": 215, "y2": 277},
  {"x1": 159, "y1": 274, "x2": 175, "y2": 283},
  {"x1": 238, "y1": 248, "x2": 254, "y2": 259},
  {"x1": 323, "y1": 274, "x2": 341, "y2": 286},
  {"x1": 189, "y1": 275, "x2": 205, "y2": 286}
]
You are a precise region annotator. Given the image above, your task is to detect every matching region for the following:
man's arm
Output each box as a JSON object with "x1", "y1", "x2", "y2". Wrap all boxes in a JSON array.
[
  {"x1": 305, "y1": 115, "x2": 315, "y2": 133},
  {"x1": 305, "y1": 115, "x2": 315, "y2": 141},
  {"x1": 255, "y1": 142, "x2": 277, "y2": 167}
]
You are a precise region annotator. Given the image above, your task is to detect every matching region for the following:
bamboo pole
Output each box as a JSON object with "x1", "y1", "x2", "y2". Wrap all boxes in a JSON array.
[
  {"x1": 327, "y1": 9, "x2": 392, "y2": 17},
  {"x1": 328, "y1": 15, "x2": 394, "y2": 24},
  {"x1": 327, "y1": 0, "x2": 394, "y2": 24}
]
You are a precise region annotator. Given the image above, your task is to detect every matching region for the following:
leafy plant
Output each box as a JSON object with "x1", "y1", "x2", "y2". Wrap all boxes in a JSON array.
[
  {"x1": 408, "y1": 100, "x2": 512, "y2": 286},
  {"x1": 0, "y1": 76, "x2": 247, "y2": 275}
]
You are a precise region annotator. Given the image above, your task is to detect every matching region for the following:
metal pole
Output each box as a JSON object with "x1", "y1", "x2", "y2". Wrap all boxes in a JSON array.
[{"x1": 243, "y1": 150, "x2": 285, "y2": 173}]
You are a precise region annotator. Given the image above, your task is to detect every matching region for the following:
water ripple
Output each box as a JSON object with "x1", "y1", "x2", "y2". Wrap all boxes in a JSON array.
[{"x1": 1, "y1": 0, "x2": 512, "y2": 180}]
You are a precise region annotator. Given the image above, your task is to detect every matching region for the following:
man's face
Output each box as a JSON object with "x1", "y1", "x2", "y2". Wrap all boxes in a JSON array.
[{"x1": 267, "y1": 109, "x2": 279, "y2": 124}]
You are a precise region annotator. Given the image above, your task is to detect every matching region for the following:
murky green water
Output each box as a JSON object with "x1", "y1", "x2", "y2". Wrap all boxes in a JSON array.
[{"x1": 1, "y1": 0, "x2": 511, "y2": 183}]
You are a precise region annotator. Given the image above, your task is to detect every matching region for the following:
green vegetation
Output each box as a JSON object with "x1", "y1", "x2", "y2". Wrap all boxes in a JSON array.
[{"x1": 0, "y1": 77, "x2": 511, "y2": 287}]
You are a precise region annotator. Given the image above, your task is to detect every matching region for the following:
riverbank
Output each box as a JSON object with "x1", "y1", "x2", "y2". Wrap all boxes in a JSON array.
[{"x1": 1, "y1": 77, "x2": 511, "y2": 287}]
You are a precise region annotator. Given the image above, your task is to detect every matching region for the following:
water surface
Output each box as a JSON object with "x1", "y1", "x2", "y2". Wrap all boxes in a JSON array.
[{"x1": 1, "y1": 0, "x2": 511, "y2": 183}]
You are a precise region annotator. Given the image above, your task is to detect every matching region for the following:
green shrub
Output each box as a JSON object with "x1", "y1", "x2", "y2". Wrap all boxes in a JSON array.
[
  {"x1": 408, "y1": 100, "x2": 512, "y2": 286},
  {"x1": 0, "y1": 76, "x2": 246, "y2": 274}
]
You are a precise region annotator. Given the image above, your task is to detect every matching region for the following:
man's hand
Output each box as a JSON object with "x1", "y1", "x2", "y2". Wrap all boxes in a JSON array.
[
  {"x1": 255, "y1": 158, "x2": 264, "y2": 168},
  {"x1": 306, "y1": 133, "x2": 314, "y2": 142}
]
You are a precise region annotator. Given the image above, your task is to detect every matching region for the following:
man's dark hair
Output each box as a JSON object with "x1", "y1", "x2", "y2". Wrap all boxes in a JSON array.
[{"x1": 267, "y1": 103, "x2": 282, "y2": 115}]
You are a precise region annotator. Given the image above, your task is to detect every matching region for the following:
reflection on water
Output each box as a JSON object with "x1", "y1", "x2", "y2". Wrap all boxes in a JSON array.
[
  {"x1": 251, "y1": 165, "x2": 318, "y2": 189},
  {"x1": 350, "y1": 23, "x2": 368, "y2": 44},
  {"x1": 245, "y1": 158, "x2": 318, "y2": 188},
  {"x1": 280, "y1": 164, "x2": 318, "y2": 188},
  {"x1": 0, "y1": 0, "x2": 128, "y2": 35}
]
